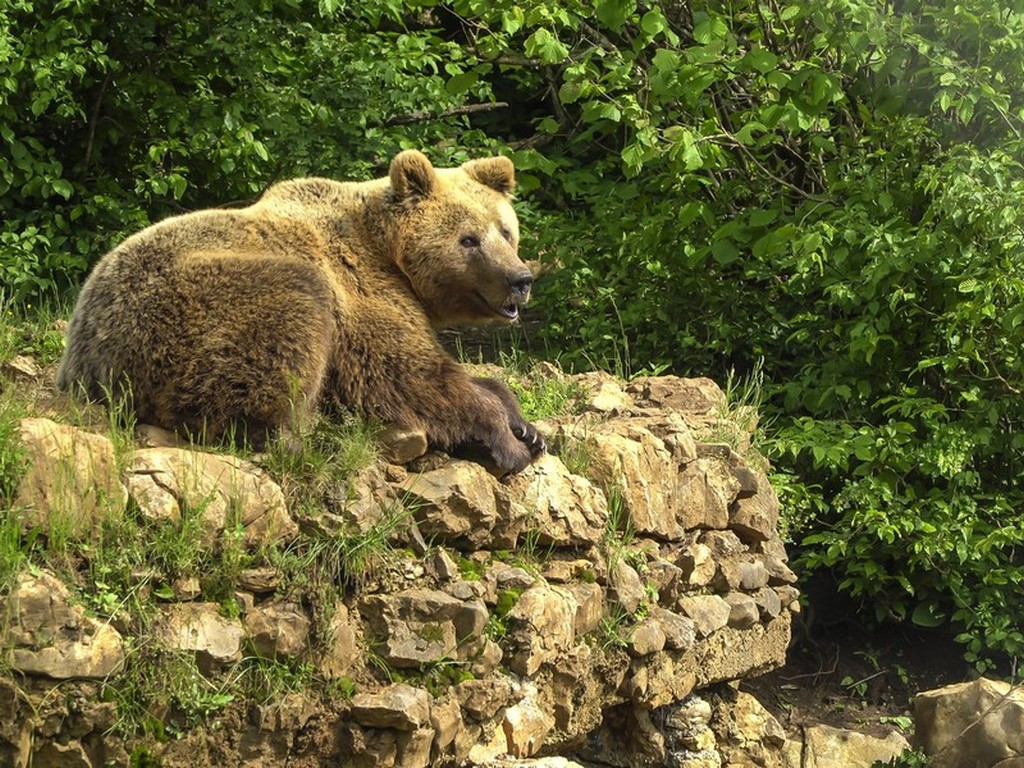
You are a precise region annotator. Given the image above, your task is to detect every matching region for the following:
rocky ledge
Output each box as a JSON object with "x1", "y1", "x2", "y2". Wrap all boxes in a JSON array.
[{"x1": 1, "y1": 373, "x2": 822, "y2": 767}]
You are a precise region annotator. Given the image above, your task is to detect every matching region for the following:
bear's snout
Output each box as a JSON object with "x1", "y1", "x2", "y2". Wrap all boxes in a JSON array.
[{"x1": 509, "y1": 272, "x2": 533, "y2": 299}]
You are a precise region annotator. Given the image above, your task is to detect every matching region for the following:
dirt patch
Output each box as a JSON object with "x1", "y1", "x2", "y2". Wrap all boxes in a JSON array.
[{"x1": 743, "y1": 576, "x2": 969, "y2": 742}]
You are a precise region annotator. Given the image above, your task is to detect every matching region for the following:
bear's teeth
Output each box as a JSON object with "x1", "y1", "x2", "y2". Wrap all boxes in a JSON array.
[{"x1": 500, "y1": 303, "x2": 519, "y2": 319}]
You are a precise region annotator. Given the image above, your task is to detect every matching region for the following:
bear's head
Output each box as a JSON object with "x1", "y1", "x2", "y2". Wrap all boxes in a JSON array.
[{"x1": 388, "y1": 150, "x2": 534, "y2": 327}]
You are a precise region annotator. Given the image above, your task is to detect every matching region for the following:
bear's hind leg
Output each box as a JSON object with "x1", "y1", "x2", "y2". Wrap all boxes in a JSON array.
[{"x1": 146, "y1": 254, "x2": 338, "y2": 448}]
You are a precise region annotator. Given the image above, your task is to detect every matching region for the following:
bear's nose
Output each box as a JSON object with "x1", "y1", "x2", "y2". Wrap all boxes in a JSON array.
[{"x1": 510, "y1": 273, "x2": 533, "y2": 295}]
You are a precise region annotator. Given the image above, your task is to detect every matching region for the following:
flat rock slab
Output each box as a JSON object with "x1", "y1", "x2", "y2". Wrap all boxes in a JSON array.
[{"x1": 6, "y1": 570, "x2": 125, "y2": 679}]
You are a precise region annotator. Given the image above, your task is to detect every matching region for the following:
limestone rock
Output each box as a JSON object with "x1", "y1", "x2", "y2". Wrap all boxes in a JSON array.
[
  {"x1": 455, "y1": 677, "x2": 514, "y2": 721},
  {"x1": 6, "y1": 570, "x2": 125, "y2": 679},
  {"x1": 155, "y1": 602, "x2": 244, "y2": 667},
  {"x1": 723, "y1": 593, "x2": 759, "y2": 630},
  {"x1": 730, "y1": 482, "x2": 781, "y2": 544},
  {"x1": 430, "y1": 695, "x2": 463, "y2": 754},
  {"x1": 764, "y1": 556, "x2": 798, "y2": 586},
  {"x1": 433, "y1": 548, "x2": 460, "y2": 581},
  {"x1": 678, "y1": 595, "x2": 731, "y2": 637},
  {"x1": 914, "y1": 677, "x2": 1024, "y2": 768},
  {"x1": 651, "y1": 607, "x2": 697, "y2": 651},
  {"x1": 397, "y1": 727, "x2": 435, "y2": 768},
  {"x1": 609, "y1": 559, "x2": 647, "y2": 614},
  {"x1": 244, "y1": 599, "x2": 310, "y2": 661},
  {"x1": 579, "y1": 371, "x2": 635, "y2": 413},
  {"x1": 483, "y1": 759, "x2": 589, "y2": 768},
  {"x1": 628, "y1": 617, "x2": 667, "y2": 657},
  {"x1": 564, "y1": 582, "x2": 604, "y2": 636},
  {"x1": 709, "y1": 689, "x2": 786, "y2": 766},
  {"x1": 403, "y1": 460, "x2": 525, "y2": 549},
  {"x1": 15, "y1": 418, "x2": 126, "y2": 536},
  {"x1": 237, "y1": 566, "x2": 282, "y2": 593},
  {"x1": 322, "y1": 601, "x2": 358, "y2": 678},
  {"x1": 628, "y1": 411, "x2": 699, "y2": 464},
  {"x1": 379, "y1": 424, "x2": 429, "y2": 464},
  {"x1": 360, "y1": 589, "x2": 488, "y2": 668},
  {"x1": 3, "y1": 354, "x2": 41, "y2": 379},
  {"x1": 505, "y1": 453, "x2": 606, "y2": 547},
  {"x1": 738, "y1": 560, "x2": 770, "y2": 591},
  {"x1": 506, "y1": 583, "x2": 577, "y2": 676},
  {"x1": 126, "y1": 447, "x2": 297, "y2": 548},
  {"x1": 676, "y1": 461, "x2": 726, "y2": 530},
  {"x1": 627, "y1": 376, "x2": 726, "y2": 415},
  {"x1": 678, "y1": 543, "x2": 717, "y2": 588},
  {"x1": 787, "y1": 723, "x2": 910, "y2": 768},
  {"x1": 502, "y1": 687, "x2": 555, "y2": 758},
  {"x1": 587, "y1": 422, "x2": 681, "y2": 540},
  {"x1": 351, "y1": 683, "x2": 432, "y2": 730},
  {"x1": 753, "y1": 587, "x2": 782, "y2": 620},
  {"x1": 30, "y1": 741, "x2": 92, "y2": 767},
  {"x1": 486, "y1": 562, "x2": 537, "y2": 593}
]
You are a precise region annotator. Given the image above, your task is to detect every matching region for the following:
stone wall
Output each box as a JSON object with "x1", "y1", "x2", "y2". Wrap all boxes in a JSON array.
[{"x1": 0, "y1": 374, "x2": 808, "y2": 767}]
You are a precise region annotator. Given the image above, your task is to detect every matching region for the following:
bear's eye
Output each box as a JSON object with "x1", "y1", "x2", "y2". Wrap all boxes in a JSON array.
[
  {"x1": 460, "y1": 235, "x2": 481, "y2": 249},
  {"x1": 500, "y1": 227, "x2": 514, "y2": 244}
]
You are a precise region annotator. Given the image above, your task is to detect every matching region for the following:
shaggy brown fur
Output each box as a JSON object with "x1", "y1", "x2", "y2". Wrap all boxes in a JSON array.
[{"x1": 57, "y1": 150, "x2": 545, "y2": 474}]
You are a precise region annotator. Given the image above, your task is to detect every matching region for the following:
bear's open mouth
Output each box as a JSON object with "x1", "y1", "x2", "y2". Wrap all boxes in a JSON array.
[{"x1": 477, "y1": 292, "x2": 520, "y2": 321}]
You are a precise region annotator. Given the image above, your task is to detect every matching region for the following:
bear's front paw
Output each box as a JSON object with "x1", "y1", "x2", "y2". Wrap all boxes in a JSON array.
[
  {"x1": 512, "y1": 422, "x2": 546, "y2": 458},
  {"x1": 493, "y1": 437, "x2": 534, "y2": 477}
]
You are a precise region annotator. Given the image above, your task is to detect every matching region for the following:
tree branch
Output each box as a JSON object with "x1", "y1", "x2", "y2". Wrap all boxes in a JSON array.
[{"x1": 382, "y1": 102, "x2": 510, "y2": 127}]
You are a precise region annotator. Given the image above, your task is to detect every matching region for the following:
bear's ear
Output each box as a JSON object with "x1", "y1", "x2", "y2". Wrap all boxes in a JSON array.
[
  {"x1": 462, "y1": 156, "x2": 516, "y2": 195},
  {"x1": 390, "y1": 150, "x2": 438, "y2": 199}
]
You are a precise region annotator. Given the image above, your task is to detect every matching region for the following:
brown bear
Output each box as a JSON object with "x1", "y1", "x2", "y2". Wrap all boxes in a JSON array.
[{"x1": 56, "y1": 150, "x2": 545, "y2": 474}]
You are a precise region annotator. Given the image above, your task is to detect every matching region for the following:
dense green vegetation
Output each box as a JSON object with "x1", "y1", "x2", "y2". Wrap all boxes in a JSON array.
[{"x1": 4, "y1": 0, "x2": 1024, "y2": 671}]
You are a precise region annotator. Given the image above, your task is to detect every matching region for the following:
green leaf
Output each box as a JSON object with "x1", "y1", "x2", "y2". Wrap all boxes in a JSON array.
[
  {"x1": 51, "y1": 179, "x2": 73, "y2": 199},
  {"x1": 693, "y1": 16, "x2": 728, "y2": 44},
  {"x1": 502, "y1": 7, "x2": 525, "y2": 34},
  {"x1": 525, "y1": 29, "x2": 569, "y2": 64},
  {"x1": 596, "y1": 0, "x2": 636, "y2": 32},
  {"x1": 446, "y1": 71, "x2": 478, "y2": 96},
  {"x1": 581, "y1": 100, "x2": 622, "y2": 123},
  {"x1": 639, "y1": 10, "x2": 666, "y2": 37},
  {"x1": 711, "y1": 239, "x2": 740, "y2": 265}
]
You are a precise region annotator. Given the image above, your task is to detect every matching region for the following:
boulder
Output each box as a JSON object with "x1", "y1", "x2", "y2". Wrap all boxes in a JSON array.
[
  {"x1": 455, "y1": 677, "x2": 514, "y2": 721},
  {"x1": 608, "y1": 559, "x2": 647, "y2": 615},
  {"x1": 580, "y1": 371, "x2": 635, "y2": 414},
  {"x1": 708, "y1": 689, "x2": 786, "y2": 766},
  {"x1": 729, "y1": 481, "x2": 781, "y2": 544},
  {"x1": 506, "y1": 583, "x2": 578, "y2": 676},
  {"x1": 626, "y1": 376, "x2": 726, "y2": 416},
  {"x1": 6, "y1": 570, "x2": 125, "y2": 679},
  {"x1": 322, "y1": 601, "x2": 359, "y2": 678},
  {"x1": 154, "y1": 602, "x2": 244, "y2": 667},
  {"x1": 351, "y1": 683, "x2": 432, "y2": 730},
  {"x1": 502, "y1": 687, "x2": 555, "y2": 758},
  {"x1": 126, "y1": 447, "x2": 297, "y2": 548},
  {"x1": 628, "y1": 617, "x2": 667, "y2": 657},
  {"x1": 785, "y1": 723, "x2": 910, "y2": 768},
  {"x1": 403, "y1": 460, "x2": 525, "y2": 549},
  {"x1": 586, "y1": 422, "x2": 682, "y2": 541},
  {"x1": 243, "y1": 599, "x2": 310, "y2": 661},
  {"x1": 15, "y1": 418, "x2": 126, "y2": 536},
  {"x1": 914, "y1": 677, "x2": 1024, "y2": 767},
  {"x1": 378, "y1": 424, "x2": 428, "y2": 464},
  {"x1": 360, "y1": 589, "x2": 488, "y2": 668},
  {"x1": 505, "y1": 453, "x2": 606, "y2": 547},
  {"x1": 722, "y1": 593, "x2": 759, "y2": 630},
  {"x1": 651, "y1": 607, "x2": 697, "y2": 651},
  {"x1": 678, "y1": 595, "x2": 732, "y2": 637}
]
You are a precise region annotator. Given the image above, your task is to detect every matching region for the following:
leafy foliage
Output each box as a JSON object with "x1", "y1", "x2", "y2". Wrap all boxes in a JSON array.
[{"x1": 5, "y1": 0, "x2": 1024, "y2": 669}]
